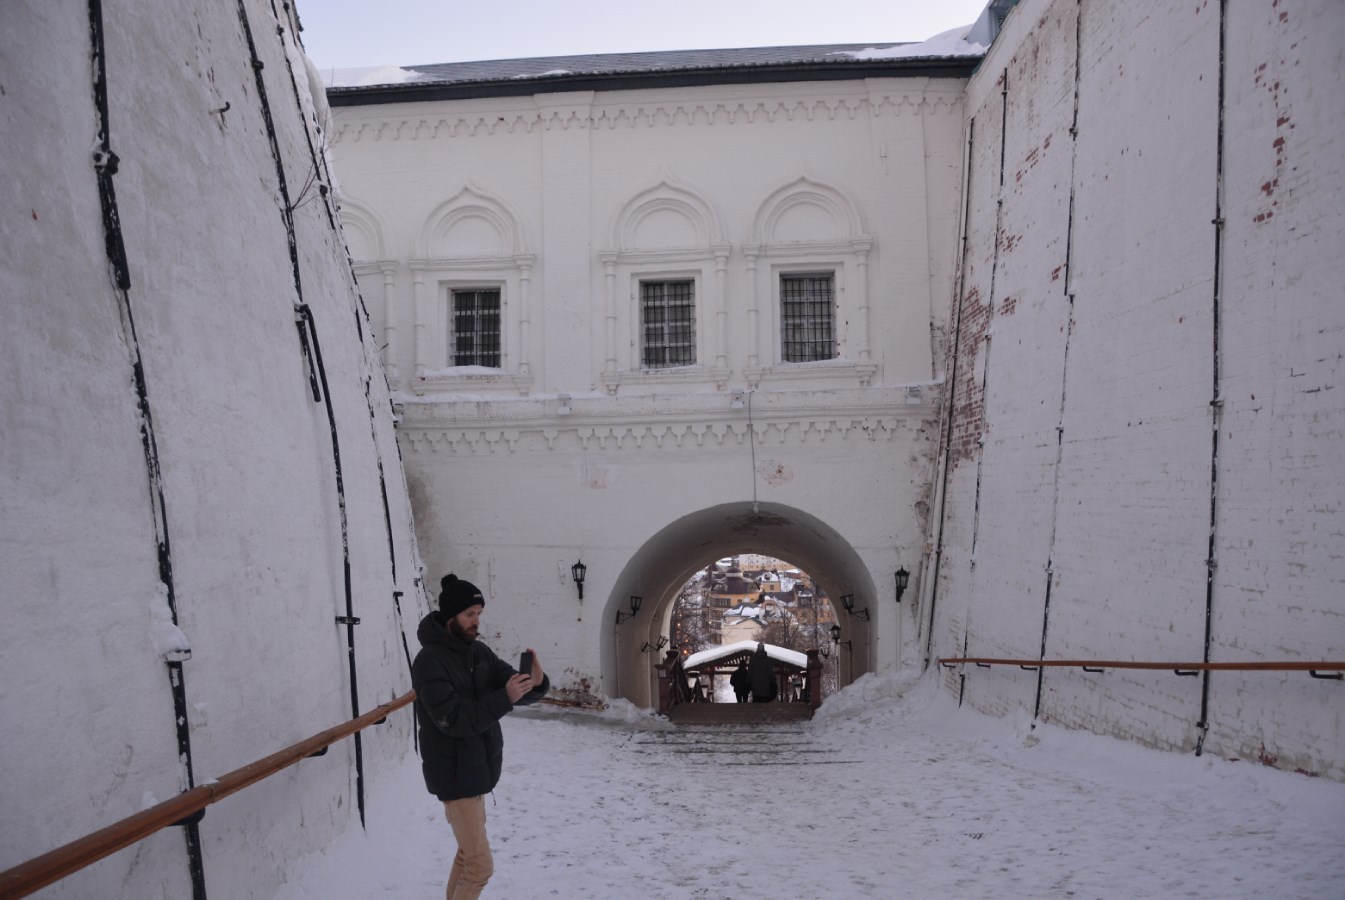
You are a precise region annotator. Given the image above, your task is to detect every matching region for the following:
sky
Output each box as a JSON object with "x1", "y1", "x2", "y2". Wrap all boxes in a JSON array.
[
  {"x1": 273, "y1": 670, "x2": 1345, "y2": 899},
  {"x1": 296, "y1": 0, "x2": 992, "y2": 70}
]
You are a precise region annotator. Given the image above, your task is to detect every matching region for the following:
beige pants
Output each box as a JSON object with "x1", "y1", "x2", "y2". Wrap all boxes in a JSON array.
[{"x1": 443, "y1": 795, "x2": 493, "y2": 900}]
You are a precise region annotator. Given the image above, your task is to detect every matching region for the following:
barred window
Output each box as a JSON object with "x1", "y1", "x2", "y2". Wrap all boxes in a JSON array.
[
  {"x1": 640, "y1": 280, "x2": 695, "y2": 368},
  {"x1": 450, "y1": 288, "x2": 501, "y2": 368},
  {"x1": 780, "y1": 273, "x2": 836, "y2": 363}
]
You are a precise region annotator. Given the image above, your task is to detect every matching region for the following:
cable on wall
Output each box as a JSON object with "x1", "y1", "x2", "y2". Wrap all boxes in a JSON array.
[
  {"x1": 923, "y1": 114, "x2": 977, "y2": 668},
  {"x1": 237, "y1": 0, "x2": 366, "y2": 826},
  {"x1": 296, "y1": 304, "x2": 366, "y2": 826},
  {"x1": 1195, "y1": 0, "x2": 1230, "y2": 757},
  {"x1": 271, "y1": 2, "x2": 412, "y2": 672},
  {"x1": 367, "y1": 378, "x2": 397, "y2": 584},
  {"x1": 87, "y1": 1, "x2": 206, "y2": 895},
  {"x1": 1034, "y1": 0, "x2": 1086, "y2": 722}
]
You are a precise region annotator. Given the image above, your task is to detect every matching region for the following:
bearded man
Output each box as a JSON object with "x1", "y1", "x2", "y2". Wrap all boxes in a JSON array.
[{"x1": 412, "y1": 574, "x2": 549, "y2": 899}]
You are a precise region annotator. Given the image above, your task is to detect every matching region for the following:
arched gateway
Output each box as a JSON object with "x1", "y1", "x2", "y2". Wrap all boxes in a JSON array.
[{"x1": 602, "y1": 502, "x2": 878, "y2": 708}]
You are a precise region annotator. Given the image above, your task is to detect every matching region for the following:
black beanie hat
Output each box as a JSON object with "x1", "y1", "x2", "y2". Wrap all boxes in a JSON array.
[{"x1": 439, "y1": 574, "x2": 485, "y2": 618}]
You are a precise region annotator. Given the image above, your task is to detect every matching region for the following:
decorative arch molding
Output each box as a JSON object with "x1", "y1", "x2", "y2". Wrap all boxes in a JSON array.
[
  {"x1": 609, "y1": 177, "x2": 726, "y2": 253},
  {"x1": 751, "y1": 174, "x2": 867, "y2": 247},
  {"x1": 741, "y1": 175, "x2": 877, "y2": 386},
  {"x1": 335, "y1": 194, "x2": 389, "y2": 262},
  {"x1": 409, "y1": 185, "x2": 536, "y2": 394},
  {"x1": 417, "y1": 183, "x2": 528, "y2": 260},
  {"x1": 334, "y1": 196, "x2": 402, "y2": 385},
  {"x1": 599, "y1": 176, "x2": 732, "y2": 392}
]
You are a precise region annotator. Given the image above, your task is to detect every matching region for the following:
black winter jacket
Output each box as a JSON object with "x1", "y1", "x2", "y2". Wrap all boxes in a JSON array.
[
  {"x1": 411, "y1": 611, "x2": 550, "y2": 801},
  {"x1": 749, "y1": 646, "x2": 777, "y2": 701}
]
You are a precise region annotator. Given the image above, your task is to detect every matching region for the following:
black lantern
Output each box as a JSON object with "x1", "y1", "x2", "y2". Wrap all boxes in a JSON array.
[
  {"x1": 839, "y1": 593, "x2": 870, "y2": 622},
  {"x1": 895, "y1": 567, "x2": 910, "y2": 603},
  {"x1": 829, "y1": 623, "x2": 842, "y2": 643},
  {"x1": 571, "y1": 559, "x2": 587, "y2": 599},
  {"x1": 616, "y1": 594, "x2": 642, "y2": 625}
]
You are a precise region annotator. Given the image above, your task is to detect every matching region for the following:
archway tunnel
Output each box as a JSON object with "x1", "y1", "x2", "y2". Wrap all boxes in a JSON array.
[{"x1": 601, "y1": 501, "x2": 879, "y2": 707}]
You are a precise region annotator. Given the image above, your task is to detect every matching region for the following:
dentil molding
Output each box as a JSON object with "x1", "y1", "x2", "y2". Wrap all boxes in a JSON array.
[
  {"x1": 400, "y1": 415, "x2": 928, "y2": 455},
  {"x1": 332, "y1": 93, "x2": 963, "y2": 144},
  {"x1": 395, "y1": 383, "x2": 941, "y2": 455}
]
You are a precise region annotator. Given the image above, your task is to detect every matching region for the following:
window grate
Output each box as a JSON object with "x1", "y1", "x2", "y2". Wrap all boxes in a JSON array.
[
  {"x1": 641, "y1": 280, "x2": 695, "y2": 368},
  {"x1": 450, "y1": 289, "x2": 501, "y2": 368},
  {"x1": 780, "y1": 273, "x2": 835, "y2": 362}
]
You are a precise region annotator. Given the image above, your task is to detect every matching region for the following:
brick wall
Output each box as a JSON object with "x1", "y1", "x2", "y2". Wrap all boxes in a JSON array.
[{"x1": 928, "y1": 0, "x2": 1345, "y2": 778}]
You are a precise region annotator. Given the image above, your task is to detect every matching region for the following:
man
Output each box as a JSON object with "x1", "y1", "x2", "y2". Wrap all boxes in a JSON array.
[
  {"x1": 730, "y1": 661, "x2": 750, "y2": 702},
  {"x1": 412, "y1": 574, "x2": 549, "y2": 899},
  {"x1": 748, "y1": 641, "x2": 777, "y2": 702}
]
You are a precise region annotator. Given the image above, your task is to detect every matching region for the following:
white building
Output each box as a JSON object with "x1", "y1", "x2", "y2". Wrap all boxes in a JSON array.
[
  {"x1": 327, "y1": 41, "x2": 981, "y2": 705},
  {"x1": 1, "y1": 1, "x2": 1342, "y2": 895},
  {"x1": 327, "y1": 0, "x2": 1345, "y2": 778}
]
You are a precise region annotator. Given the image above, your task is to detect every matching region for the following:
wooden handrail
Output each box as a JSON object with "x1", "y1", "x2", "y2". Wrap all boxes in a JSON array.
[
  {"x1": 939, "y1": 658, "x2": 1345, "y2": 673},
  {"x1": 0, "y1": 691, "x2": 416, "y2": 899}
]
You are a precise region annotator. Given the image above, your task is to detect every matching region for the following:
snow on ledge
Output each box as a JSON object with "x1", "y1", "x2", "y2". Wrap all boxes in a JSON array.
[
  {"x1": 323, "y1": 66, "x2": 435, "y2": 88},
  {"x1": 684, "y1": 640, "x2": 808, "y2": 670},
  {"x1": 830, "y1": 25, "x2": 987, "y2": 60},
  {"x1": 513, "y1": 69, "x2": 573, "y2": 79}
]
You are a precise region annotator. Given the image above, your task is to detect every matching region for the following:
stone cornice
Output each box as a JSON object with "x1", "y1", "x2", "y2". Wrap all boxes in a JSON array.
[
  {"x1": 332, "y1": 93, "x2": 963, "y2": 144},
  {"x1": 395, "y1": 384, "x2": 942, "y2": 454}
]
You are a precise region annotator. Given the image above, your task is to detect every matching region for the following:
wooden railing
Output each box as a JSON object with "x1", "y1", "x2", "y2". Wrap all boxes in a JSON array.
[
  {"x1": 939, "y1": 658, "x2": 1345, "y2": 678},
  {"x1": 0, "y1": 691, "x2": 417, "y2": 899}
]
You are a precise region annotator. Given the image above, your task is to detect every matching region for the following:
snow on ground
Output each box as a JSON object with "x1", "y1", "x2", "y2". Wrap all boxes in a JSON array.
[{"x1": 273, "y1": 672, "x2": 1345, "y2": 899}]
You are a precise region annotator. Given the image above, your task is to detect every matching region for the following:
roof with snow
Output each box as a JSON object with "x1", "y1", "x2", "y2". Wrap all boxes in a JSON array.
[
  {"x1": 724, "y1": 604, "x2": 766, "y2": 620},
  {"x1": 683, "y1": 641, "x2": 808, "y2": 671},
  {"x1": 326, "y1": 30, "x2": 986, "y2": 105}
]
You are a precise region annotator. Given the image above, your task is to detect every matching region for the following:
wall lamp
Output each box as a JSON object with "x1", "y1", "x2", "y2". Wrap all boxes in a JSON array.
[
  {"x1": 829, "y1": 623, "x2": 852, "y2": 652},
  {"x1": 571, "y1": 559, "x2": 587, "y2": 600},
  {"x1": 641, "y1": 635, "x2": 669, "y2": 653},
  {"x1": 895, "y1": 567, "x2": 910, "y2": 603},
  {"x1": 839, "y1": 593, "x2": 869, "y2": 621},
  {"x1": 616, "y1": 594, "x2": 642, "y2": 625}
]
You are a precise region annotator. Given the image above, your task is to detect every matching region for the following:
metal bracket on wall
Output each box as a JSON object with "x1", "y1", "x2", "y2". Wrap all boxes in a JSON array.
[{"x1": 171, "y1": 808, "x2": 206, "y2": 828}]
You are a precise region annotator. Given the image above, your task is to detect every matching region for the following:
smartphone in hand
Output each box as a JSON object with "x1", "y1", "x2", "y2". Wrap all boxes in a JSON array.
[{"x1": 518, "y1": 650, "x2": 534, "y2": 679}]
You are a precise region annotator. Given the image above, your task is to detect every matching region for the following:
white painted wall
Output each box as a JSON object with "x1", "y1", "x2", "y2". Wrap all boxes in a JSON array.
[
  {"x1": 329, "y1": 75, "x2": 969, "y2": 703},
  {"x1": 0, "y1": 0, "x2": 423, "y2": 894},
  {"x1": 927, "y1": 0, "x2": 1345, "y2": 778}
]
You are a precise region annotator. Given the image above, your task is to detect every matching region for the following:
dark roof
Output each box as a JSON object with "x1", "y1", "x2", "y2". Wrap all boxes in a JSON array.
[{"x1": 328, "y1": 43, "x2": 982, "y2": 107}]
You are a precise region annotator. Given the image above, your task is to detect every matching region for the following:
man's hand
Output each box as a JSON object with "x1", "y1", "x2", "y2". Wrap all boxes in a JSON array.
[{"x1": 505, "y1": 673, "x2": 534, "y2": 703}]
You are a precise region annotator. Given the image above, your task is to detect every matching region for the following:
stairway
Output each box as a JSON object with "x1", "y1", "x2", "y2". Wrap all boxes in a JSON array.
[{"x1": 665, "y1": 702, "x2": 814, "y2": 726}]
